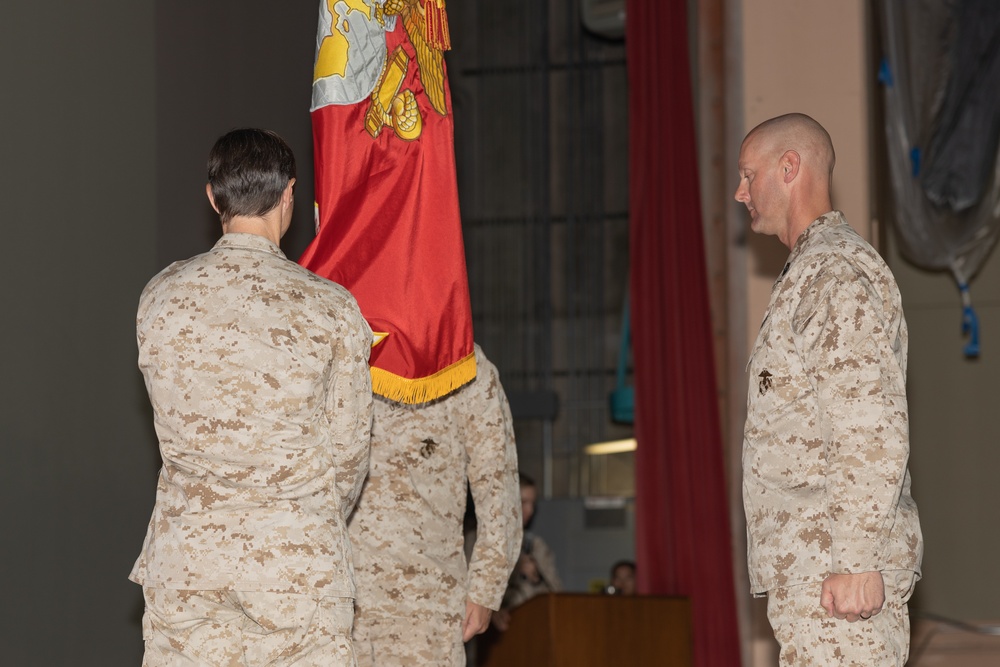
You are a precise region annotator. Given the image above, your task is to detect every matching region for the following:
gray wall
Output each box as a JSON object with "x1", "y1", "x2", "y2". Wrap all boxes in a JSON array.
[
  {"x1": 1, "y1": 2, "x2": 319, "y2": 663},
  {"x1": 154, "y1": 2, "x2": 318, "y2": 266},
  {"x1": 888, "y1": 233, "x2": 1000, "y2": 621},
  {"x1": 532, "y1": 498, "x2": 636, "y2": 593},
  {"x1": 1, "y1": 2, "x2": 156, "y2": 664}
]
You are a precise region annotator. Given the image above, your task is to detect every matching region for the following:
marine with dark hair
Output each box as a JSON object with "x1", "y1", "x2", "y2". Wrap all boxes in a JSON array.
[
  {"x1": 130, "y1": 128, "x2": 373, "y2": 666},
  {"x1": 206, "y1": 128, "x2": 298, "y2": 223},
  {"x1": 490, "y1": 473, "x2": 562, "y2": 632}
]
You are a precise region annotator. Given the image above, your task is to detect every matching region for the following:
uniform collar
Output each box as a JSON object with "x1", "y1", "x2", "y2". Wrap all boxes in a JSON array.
[
  {"x1": 787, "y1": 211, "x2": 846, "y2": 264},
  {"x1": 213, "y1": 232, "x2": 286, "y2": 259},
  {"x1": 773, "y1": 211, "x2": 845, "y2": 283}
]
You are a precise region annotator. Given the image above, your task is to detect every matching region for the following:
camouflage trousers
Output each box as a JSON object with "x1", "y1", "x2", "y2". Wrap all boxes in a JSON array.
[
  {"x1": 353, "y1": 613, "x2": 465, "y2": 667},
  {"x1": 141, "y1": 588, "x2": 356, "y2": 666},
  {"x1": 767, "y1": 570, "x2": 916, "y2": 666}
]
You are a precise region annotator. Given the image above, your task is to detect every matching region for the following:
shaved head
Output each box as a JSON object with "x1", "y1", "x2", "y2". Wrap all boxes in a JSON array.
[
  {"x1": 743, "y1": 113, "x2": 835, "y2": 182},
  {"x1": 735, "y1": 113, "x2": 837, "y2": 249}
]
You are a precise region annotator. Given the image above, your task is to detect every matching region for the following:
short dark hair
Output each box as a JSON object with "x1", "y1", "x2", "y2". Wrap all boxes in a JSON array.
[
  {"x1": 518, "y1": 472, "x2": 536, "y2": 489},
  {"x1": 207, "y1": 128, "x2": 296, "y2": 224},
  {"x1": 611, "y1": 559, "x2": 636, "y2": 575}
]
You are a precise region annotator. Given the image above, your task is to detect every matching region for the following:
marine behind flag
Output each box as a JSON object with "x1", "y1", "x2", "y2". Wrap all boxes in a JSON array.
[{"x1": 299, "y1": 0, "x2": 475, "y2": 404}]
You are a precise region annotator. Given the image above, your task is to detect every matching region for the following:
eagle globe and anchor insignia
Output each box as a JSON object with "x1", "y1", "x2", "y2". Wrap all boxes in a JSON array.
[
  {"x1": 312, "y1": 0, "x2": 449, "y2": 142},
  {"x1": 758, "y1": 369, "x2": 773, "y2": 395}
]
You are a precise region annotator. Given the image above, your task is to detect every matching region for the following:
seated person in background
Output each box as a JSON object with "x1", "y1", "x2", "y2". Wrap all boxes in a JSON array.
[
  {"x1": 491, "y1": 473, "x2": 562, "y2": 631},
  {"x1": 607, "y1": 560, "x2": 636, "y2": 595}
]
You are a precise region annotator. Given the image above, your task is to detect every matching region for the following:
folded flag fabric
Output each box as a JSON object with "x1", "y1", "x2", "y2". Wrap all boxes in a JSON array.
[{"x1": 299, "y1": 0, "x2": 475, "y2": 404}]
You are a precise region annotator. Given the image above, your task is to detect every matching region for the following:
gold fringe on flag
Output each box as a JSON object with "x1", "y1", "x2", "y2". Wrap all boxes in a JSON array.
[{"x1": 370, "y1": 350, "x2": 476, "y2": 404}]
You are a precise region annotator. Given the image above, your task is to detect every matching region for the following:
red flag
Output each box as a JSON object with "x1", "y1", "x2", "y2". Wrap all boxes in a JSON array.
[{"x1": 300, "y1": 0, "x2": 474, "y2": 404}]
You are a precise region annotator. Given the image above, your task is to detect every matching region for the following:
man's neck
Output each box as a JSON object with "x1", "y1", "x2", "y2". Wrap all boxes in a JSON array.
[
  {"x1": 783, "y1": 201, "x2": 833, "y2": 250},
  {"x1": 223, "y1": 214, "x2": 282, "y2": 246}
]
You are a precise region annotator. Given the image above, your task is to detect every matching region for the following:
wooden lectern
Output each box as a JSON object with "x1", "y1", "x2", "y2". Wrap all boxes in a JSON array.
[{"x1": 477, "y1": 593, "x2": 692, "y2": 667}]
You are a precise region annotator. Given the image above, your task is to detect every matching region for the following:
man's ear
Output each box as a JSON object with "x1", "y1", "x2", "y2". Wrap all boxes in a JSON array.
[
  {"x1": 781, "y1": 150, "x2": 800, "y2": 183},
  {"x1": 205, "y1": 183, "x2": 220, "y2": 214},
  {"x1": 282, "y1": 178, "x2": 296, "y2": 209}
]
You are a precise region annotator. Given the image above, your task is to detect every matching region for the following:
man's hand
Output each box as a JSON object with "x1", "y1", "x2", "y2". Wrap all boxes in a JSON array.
[
  {"x1": 463, "y1": 601, "x2": 493, "y2": 641},
  {"x1": 820, "y1": 571, "x2": 885, "y2": 622}
]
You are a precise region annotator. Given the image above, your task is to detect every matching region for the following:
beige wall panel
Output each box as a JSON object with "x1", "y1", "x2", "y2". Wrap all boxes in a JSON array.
[
  {"x1": 739, "y1": 0, "x2": 872, "y2": 354},
  {"x1": 888, "y1": 234, "x2": 1000, "y2": 621}
]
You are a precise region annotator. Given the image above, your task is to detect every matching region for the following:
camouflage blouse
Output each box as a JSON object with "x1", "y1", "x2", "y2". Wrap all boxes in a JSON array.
[
  {"x1": 130, "y1": 233, "x2": 373, "y2": 597},
  {"x1": 743, "y1": 212, "x2": 922, "y2": 594}
]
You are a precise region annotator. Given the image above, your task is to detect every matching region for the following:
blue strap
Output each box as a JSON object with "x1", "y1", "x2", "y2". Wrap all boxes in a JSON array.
[
  {"x1": 878, "y1": 57, "x2": 894, "y2": 86},
  {"x1": 959, "y1": 282, "x2": 980, "y2": 358}
]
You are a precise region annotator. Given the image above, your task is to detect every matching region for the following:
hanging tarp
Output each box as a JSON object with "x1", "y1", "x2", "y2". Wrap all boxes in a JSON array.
[{"x1": 878, "y1": 0, "x2": 1000, "y2": 356}]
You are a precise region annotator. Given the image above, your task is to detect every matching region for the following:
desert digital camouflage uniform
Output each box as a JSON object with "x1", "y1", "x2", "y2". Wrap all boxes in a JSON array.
[
  {"x1": 141, "y1": 589, "x2": 357, "y2": 666},
  {"x1": 349, "y1": 345, "x2": 521, "y2": 667},
  {"x1": 766, "y1": 569, "x2": 915, "y2": 665},
  {"x1": 743, "y1": 212, "x2": 922, "y2": 663},
  {"x1": 131, "y1": 232, "x2": 373, "y2": 664}
]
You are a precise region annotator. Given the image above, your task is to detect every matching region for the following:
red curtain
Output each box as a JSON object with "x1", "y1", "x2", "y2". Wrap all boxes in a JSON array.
[{"x1": 627, "y1": 1, "x2": 742, "y2": 665}]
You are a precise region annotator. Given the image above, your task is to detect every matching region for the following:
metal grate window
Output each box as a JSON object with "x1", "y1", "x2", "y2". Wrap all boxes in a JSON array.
[{"x1": 448, "y1": 0, "x2": 632, "y2": 497}]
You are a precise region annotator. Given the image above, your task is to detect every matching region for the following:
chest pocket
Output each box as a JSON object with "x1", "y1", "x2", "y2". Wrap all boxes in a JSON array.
[
  {"x1": 378, "y1": 401, "x2": 463, "y2": 513},
  {"x1": 745, "y1": 310, "x2": 810, "y2": 426},
  {"x1": 744, "y1": 310, "x2": 822, "y2": 490}
]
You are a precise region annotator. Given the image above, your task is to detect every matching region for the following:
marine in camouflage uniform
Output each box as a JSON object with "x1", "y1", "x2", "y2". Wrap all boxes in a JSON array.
[
  {"x1": 737, "y1": 114, "x2": 922, "y2": 666},
  {"x1": 499, "y1": 473, "x2": 561, "y2": 614},
  {"x1": 131, "y1": 129, "x2": 373, "y2": 666},
  {"x1": 349, "y1": 344, "x2": 521, "y2": 666}
]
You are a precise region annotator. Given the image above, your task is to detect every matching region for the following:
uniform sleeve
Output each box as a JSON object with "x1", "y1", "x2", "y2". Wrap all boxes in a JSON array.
[
  {"x1": 463, "y1": 353, "x2": 522, "y2": 610},
  {"x1": 326, "y1": 295, "x2": 374, "y2": 519},
  {"x1": 793, "y1": 267, "x2": 910, "y2": 574}
]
